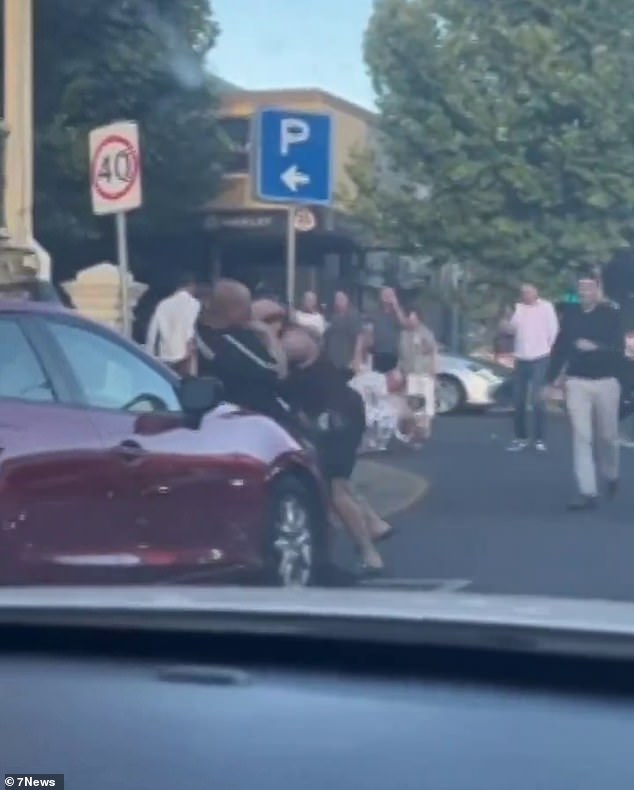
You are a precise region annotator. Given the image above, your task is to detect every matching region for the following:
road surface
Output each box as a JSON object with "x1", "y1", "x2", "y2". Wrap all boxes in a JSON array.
[{"x1": 358, "y1": 414, "x2": 634, "y2": 601}]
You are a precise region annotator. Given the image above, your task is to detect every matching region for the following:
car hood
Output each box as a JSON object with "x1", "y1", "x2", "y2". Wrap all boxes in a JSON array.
[
  {"x1": 1, "y1": 586, "x2": 633, "y2": 660},
  {"x1": 204, "y1": 402, "x2": 306, "y2": 464},
  {"x1": 439, "y1": 353, "x2": 485, "y2": 371},
  {"x1": 440, "y1": 354, "x2": 506, "y2": 371},
  {"x1": 440, "y1": 355, "x2": 506, "y2": 383}
]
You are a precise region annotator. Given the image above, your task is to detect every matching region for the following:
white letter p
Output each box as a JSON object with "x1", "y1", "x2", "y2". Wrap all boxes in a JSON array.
[{"x1": 281, "y1": 118, "x2": 309, "y2": 156}]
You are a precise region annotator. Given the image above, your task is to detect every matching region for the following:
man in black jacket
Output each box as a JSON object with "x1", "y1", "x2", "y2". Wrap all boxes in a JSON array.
[
  {"x1": 195, "y1": 280, "x2": 293, "y2": 427},
  {"x1": 544, "y1": 270, "x2": 625, "y2": 510},
  {"x1": 195, "y1": 280, "x2": 355, "y2": 586}
]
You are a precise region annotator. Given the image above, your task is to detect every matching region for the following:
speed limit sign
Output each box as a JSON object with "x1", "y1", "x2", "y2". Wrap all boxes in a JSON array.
[
  {"x1": 89, "y1": 121, "x2": 142, "y2": 215},
  {"x1": 89, "y1": 121, "x2": 143, "y2": 339}
]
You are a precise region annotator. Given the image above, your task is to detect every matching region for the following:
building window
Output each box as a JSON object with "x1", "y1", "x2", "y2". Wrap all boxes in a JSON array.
[{"x1": 219, "y1": 117, "x2": 251, "y2": 175}]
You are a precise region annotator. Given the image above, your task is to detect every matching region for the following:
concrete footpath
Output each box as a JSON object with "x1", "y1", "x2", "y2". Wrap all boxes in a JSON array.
[{"x1": 352, "y1": 457, "x2": 428, "y2": 519}]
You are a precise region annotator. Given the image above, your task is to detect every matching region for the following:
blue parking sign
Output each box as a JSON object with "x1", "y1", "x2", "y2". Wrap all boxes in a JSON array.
[{"x1": 254, "y1": 109, "x2": 333, "y2": 205}]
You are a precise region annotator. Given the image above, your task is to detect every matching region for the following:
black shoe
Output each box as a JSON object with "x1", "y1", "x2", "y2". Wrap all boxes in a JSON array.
[
  {"x1": 567, "y1": 496, "x2": 599, "y2": 512},
  {"x1": 314, "y1": 563, "x2": 357, "y2": 587},
  {"x1": 606, "y1": 479, "x2": 619, "y2": 500}
]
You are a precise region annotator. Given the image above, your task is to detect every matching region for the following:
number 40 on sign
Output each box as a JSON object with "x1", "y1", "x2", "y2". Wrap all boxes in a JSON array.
[{"x1": 89, "y1": 121, "x2": 143, "y2": 216}]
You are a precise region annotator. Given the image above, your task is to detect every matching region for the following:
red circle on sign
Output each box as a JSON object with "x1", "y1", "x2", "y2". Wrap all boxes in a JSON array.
[{"x1": 90, "y1": 134, "x2": 140, "y2": 202}]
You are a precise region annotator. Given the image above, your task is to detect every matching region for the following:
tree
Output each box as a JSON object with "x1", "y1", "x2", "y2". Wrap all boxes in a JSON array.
[
  {"x1": 352, "y1": 0, "x2": 634, "y2": 295},
  {"x1": 31, "y1": 0, "x2": 227, "y2": 246}
]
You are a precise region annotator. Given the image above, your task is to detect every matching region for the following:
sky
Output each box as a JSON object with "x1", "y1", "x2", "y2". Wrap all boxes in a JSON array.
[{"x1": 207, "y1": 0, "x2": 376, "y2": 109}]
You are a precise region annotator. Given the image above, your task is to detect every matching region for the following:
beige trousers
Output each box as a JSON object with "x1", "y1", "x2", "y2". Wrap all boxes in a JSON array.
[{"x1": 565, "y1": 377, "x2": 620, "y2": 497}]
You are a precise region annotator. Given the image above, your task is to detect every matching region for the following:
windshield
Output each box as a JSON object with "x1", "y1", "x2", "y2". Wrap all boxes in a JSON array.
[{"x1": 1, "y1": 0, "x2": 633, "y2": 611}]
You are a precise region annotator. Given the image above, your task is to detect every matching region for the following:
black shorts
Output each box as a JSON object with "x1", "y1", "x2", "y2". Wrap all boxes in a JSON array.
[
  {"x1": 373, "y1": 352, "x2": 398, "y2": 373},
  {"x1": 315, "y1": 388, "x2": 366, "y2": 481}
]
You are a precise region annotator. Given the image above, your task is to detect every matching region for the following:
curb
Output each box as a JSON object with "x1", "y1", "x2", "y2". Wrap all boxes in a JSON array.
[{"x1": 352, "y1": 458, "x2": 429, "y2": 520}]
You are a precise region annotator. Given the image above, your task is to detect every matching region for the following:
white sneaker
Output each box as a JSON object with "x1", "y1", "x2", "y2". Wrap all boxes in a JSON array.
[
  {"x1": 506, "y1": 439, "x2": 529, "y2": 452},
  {"x1": 394, "y1": 427, "x2": 410, "y2": 444}
]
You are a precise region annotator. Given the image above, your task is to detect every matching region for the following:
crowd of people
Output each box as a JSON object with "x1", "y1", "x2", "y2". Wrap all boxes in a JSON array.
[
  {"x1": 145, "y1": 266, "x2": 630, "y2": 575},
  {"x1": 147, "y1": 276, "x2": 441, "y2": 450},
  {"x1": 146, "y1": 275, "x2": 439, "y2": 576}
]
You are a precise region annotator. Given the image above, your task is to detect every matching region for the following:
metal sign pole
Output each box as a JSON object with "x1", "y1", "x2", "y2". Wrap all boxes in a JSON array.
[
  {"x1": 286, "y1": 204, "x2": 297, "y2": 307},
  {"x1": 115, "y1": 211, "x2": 130, "y2": 337}
]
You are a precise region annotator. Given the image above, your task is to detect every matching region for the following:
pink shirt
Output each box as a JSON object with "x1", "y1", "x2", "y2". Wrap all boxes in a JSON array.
[{"x1": 510, "y1": 299, "x2": 559, "y2": 361}]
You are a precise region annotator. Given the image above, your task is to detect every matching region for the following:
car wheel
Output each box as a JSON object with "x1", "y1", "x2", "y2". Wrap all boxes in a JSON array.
[
  {"x1": 265, "y1": 477, "x2": 316, "y2": 587},
  {"x1": 436, "y1": 375, "x2": 465, "y2": 415}
]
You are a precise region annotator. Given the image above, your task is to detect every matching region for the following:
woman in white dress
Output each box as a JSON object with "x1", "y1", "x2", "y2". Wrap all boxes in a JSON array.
[{"x1": 399, "y1": 308, "x2": 438, "y2": 443}]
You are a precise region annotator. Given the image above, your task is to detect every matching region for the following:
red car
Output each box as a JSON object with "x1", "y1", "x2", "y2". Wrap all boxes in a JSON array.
[{"x1": 0, "y1": 300, "x2": 329, "y2": 587}]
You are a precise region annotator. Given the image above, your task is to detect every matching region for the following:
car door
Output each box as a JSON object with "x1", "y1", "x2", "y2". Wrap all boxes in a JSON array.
[
  {"x1": 36, "y1": 315, "x2": 239, "y2": 571},
  {"x1": 0, "y1": 313, "x2": 115, "y2": 579}
]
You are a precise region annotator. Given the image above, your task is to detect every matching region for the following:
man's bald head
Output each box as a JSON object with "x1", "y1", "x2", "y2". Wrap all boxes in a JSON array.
[
  {"x1": 214, "y1": 278, "x2": 250, "y2": 306},
  {"x1": 205, "y1": 279, "x2": 252, "y2": 327},
  {"x1": 281, "y1": 326, "x2": 320, "y2": 366}
]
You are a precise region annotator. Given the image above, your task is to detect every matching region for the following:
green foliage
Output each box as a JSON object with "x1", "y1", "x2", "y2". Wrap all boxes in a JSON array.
[
  {"x1": 353, "y1": 0, "x2": 634, "y2": 292},
  {"x1": 31, "y1": 0, "x2": 227, "y2": 244}
]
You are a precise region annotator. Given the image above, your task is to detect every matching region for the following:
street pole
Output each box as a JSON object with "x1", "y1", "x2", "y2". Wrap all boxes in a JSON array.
[
  {"x1": 0, "y1": 122, "x2": 8, "y2": 234},
  {"x1": 286, "y1": 204, "x2": 297, "y2": 307},
  {"x1": 2, "y1": 0, "x2": 35, "y2": 276},
  {"x1": 115, "y1": 212, "x2": 130, "y2": 337},
  {"x1": 450, "y1": 302, "x2": 460, "y2": 353}
]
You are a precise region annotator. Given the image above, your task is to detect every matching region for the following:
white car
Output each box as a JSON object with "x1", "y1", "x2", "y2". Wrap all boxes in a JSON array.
[{"x1": 436, "y1": 353, "x2": 508, "y2": 414}]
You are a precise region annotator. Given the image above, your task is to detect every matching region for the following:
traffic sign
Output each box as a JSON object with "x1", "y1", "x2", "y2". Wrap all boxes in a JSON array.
[
  {"x1": 254, "y1": 109, "x2": 332, "y2": 205},
  {"x1": 89, "y1": 121, "x2": 142, "y2": 216}
]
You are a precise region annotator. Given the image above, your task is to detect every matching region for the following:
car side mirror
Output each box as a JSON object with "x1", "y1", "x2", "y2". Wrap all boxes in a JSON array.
[{"x1": 178, "y1": 376, "x2": 223, "y2": 428}]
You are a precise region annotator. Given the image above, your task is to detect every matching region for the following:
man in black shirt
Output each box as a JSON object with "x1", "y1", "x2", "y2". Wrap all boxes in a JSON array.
[
  {"x1": 195, "y1": 279, "x2": 293, "y2": 427},
  {"x1": 281, "y1": 326, "x2": 389, "y2": 576},
  {"x1": 545, "y1": 270, "x2": 625, "y2": 510},
  {"x1": 195, "y1": 282, "x2": 355, "y2": 587}
]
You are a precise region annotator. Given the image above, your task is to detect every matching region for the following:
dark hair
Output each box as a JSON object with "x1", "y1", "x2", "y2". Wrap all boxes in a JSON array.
[
  {"x1": 177, "y1": 271, "x2": 196, "y2": 289},
  {"x1": 331, "y1": 289, "x2": 350, "y2": 311},
  {"x1": 577, "y1": 267, "x2": 600, "y2": 283}
]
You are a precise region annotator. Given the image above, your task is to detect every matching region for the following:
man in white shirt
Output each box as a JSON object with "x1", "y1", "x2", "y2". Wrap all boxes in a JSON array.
[
  {"x1": 506, "y1": 283, "x2": 559, "y2": 452},
  {"x1": 146, "y1": 272, "x2": 201, "y2": 376}
]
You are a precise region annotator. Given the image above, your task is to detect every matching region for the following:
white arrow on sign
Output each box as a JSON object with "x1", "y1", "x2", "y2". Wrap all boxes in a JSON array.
[{"x1": 281, "y1": 164, "x2": 310, "y2": 192}]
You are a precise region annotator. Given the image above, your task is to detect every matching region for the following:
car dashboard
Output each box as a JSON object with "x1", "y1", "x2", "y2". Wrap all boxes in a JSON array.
[{"x1": 2, "y1": 590, "x2": 634, "y2": 789}]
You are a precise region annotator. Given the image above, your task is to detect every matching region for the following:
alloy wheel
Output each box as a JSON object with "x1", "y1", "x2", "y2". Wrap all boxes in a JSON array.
[
  {"x1": 271, "y1": 494, "x2": 314, "y2": 587},
  {"x1": 436, "y1": 376, "x2": 463, "y2": 414}
]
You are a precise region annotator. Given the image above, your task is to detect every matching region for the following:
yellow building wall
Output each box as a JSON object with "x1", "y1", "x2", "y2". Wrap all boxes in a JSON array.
[{"x1": 329, "y1": 108, "x2": 371, "y2": 200}]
